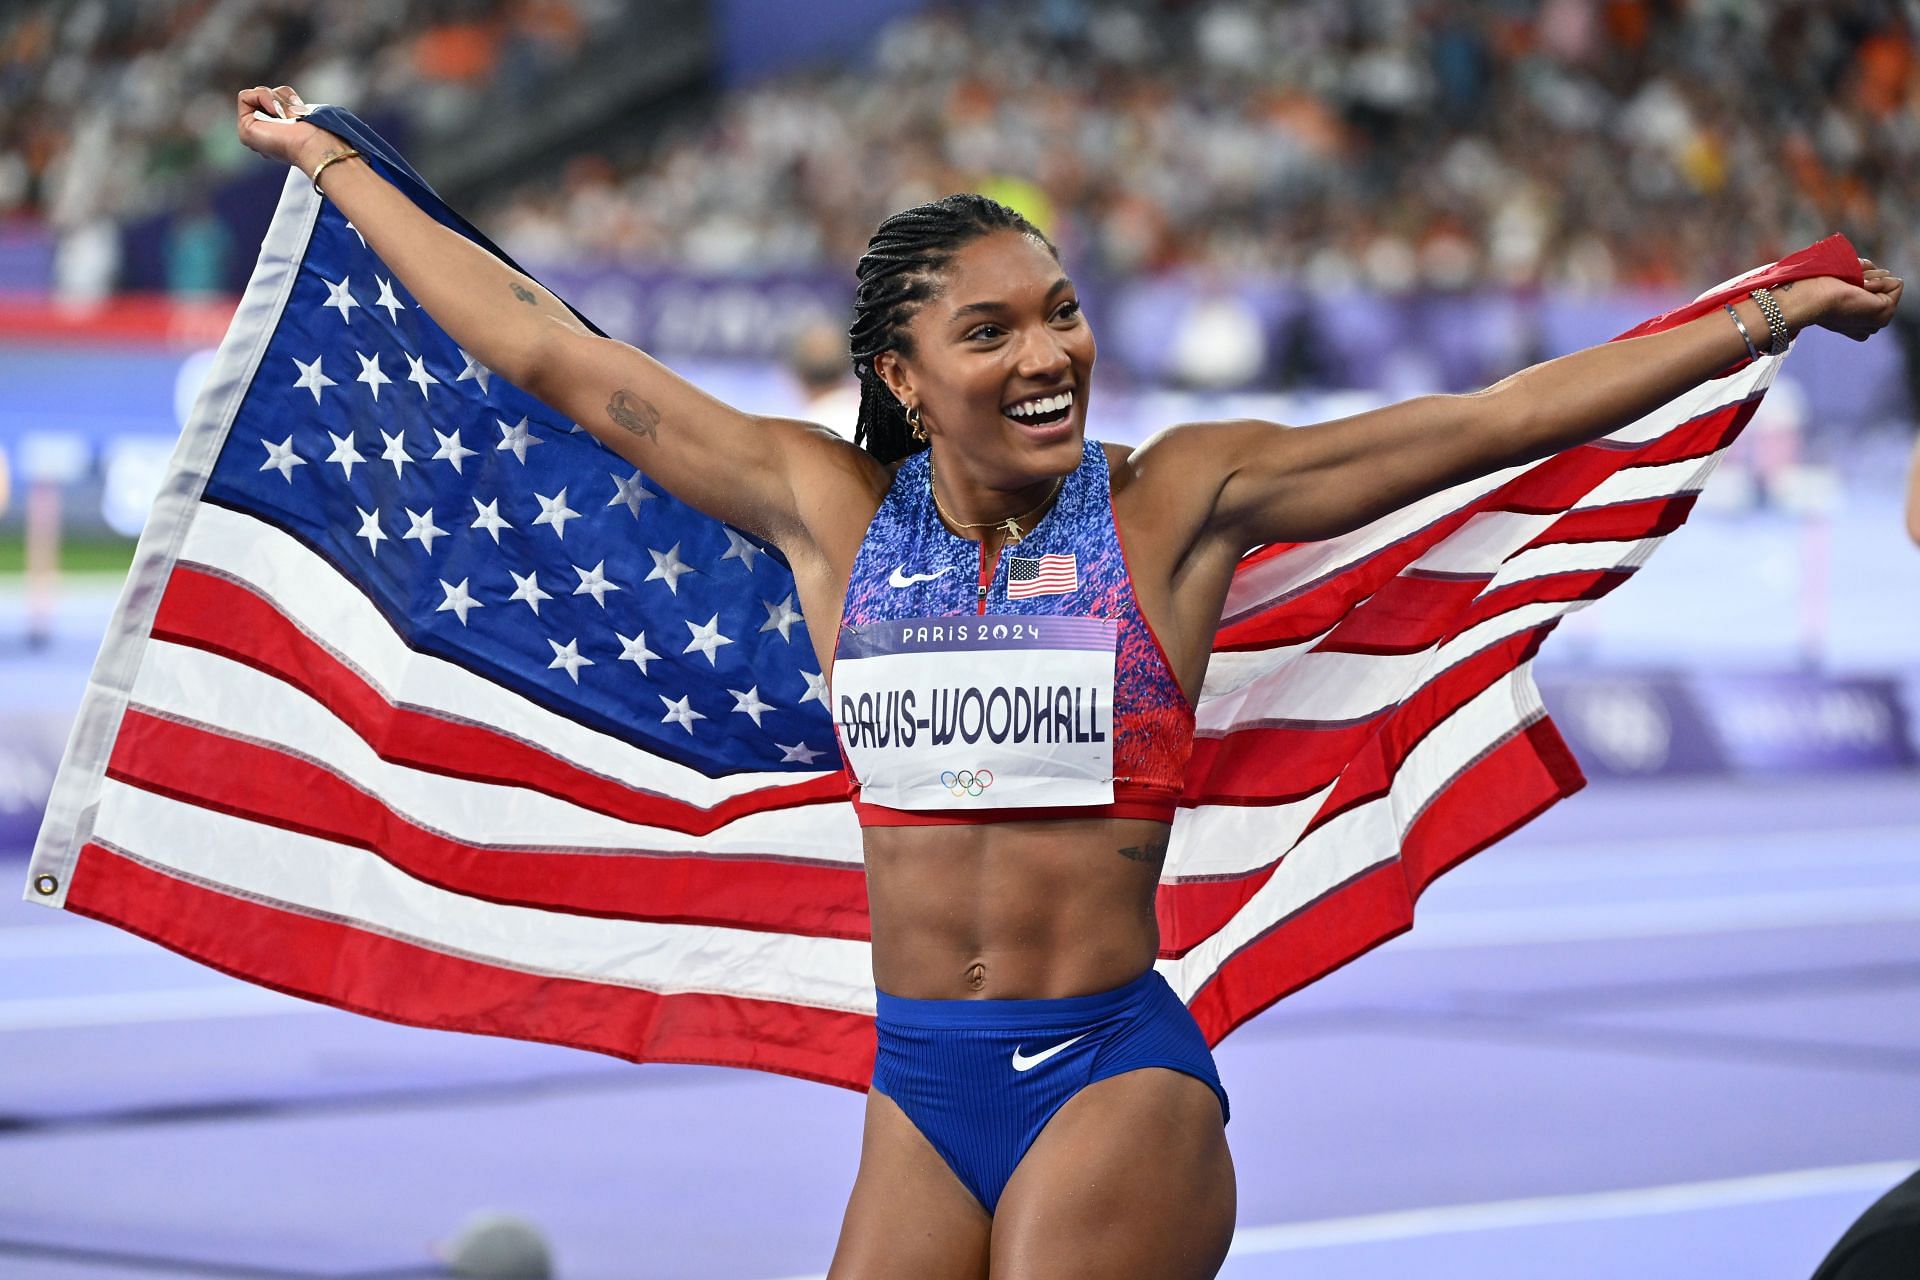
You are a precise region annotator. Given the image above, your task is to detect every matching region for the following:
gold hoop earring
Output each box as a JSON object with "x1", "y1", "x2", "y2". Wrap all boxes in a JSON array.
[{"x1": 906, "y1": 405, "x2": 928, "y2": 442}]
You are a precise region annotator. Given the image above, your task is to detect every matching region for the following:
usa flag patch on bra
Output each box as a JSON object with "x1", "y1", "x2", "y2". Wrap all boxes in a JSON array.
[{"x1": 1007, "y1": 553, "x2": 1078, "y2": 599}]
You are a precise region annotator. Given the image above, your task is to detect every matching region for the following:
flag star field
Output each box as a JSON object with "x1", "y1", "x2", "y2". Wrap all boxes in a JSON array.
[{"x1": 202, "y1": 211, "x2": 834, "y2": 777}]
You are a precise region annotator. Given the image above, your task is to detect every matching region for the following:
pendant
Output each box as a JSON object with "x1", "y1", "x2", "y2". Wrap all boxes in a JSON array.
[{"x1": 1001, "y1": 517, "x2": 1023, "y2": 544}]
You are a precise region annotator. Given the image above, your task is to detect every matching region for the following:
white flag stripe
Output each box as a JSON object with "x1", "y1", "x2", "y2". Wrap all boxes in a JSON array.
[
  {"x1": 1193, "y1": 500, "x2": 1700, "y2": 731},
  {"x1": 1165, "y1": 664, "x2": 1547, "y2": 996},
  {"x1": 1217, "y1": 363, "x2": 1763, "y2": 623},
  {"x1": 1197, "y1": 627, "x2": 1338, "y2": 702},
  {"x1": 1219, "y1": 466, "x2": 1522, "y2": 621},
  {"x1": 90, "y1": 780, "x2": 878, "y2": 1013},
  {"x1": 1196, "y1": 646, "x2": 1429, "y2": 733},
  {"x1": 1493, "y1": 536, "x2": 1668, "y2": 590},
  {"x1": 177, "y1": 505, "x2": 833, "y2": 803},
  {"x1": 1162, "y1": 777, "x2": 1338, "y2": 880},
  {"x1": 1167, "y1": 658, "x2": 1543, "y2": 886},
  {"x1": 128, "y1": 642, "x2": 864, "y2": 861},
  {"x1": 1403, "y1": 510, "x2": 1559, "y2": 576},
  {"x1": 1338, "y1": 443, "x2": 1719, "y2": 586},
  {"x1": 1193, "y1": 591, "x2": 1564, "y2": 736},
  {"x1": 1169, "y1": 543, "x2": 1647, "y2": 882},
  {"x1": 1576, "y1": 451, "x2": 1725, "y2": 509}
]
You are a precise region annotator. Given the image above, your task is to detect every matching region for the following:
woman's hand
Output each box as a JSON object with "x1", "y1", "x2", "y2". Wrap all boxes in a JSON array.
[
  {"x1": 1805, "y1": 258, "x2": 1904, "y2": 342},
  {"x1": 235, "y1": 84, "x2": 339, "y2": 176}
]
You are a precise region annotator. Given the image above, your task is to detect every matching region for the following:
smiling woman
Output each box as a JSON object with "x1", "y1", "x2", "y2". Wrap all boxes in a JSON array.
[{"x1": 228, "y1": 80, "x2": 1903, "y2": 1280}]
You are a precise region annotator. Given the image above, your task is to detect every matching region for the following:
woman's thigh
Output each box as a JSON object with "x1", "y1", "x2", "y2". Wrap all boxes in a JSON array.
[
  {"x1": 827, "y1": 1088, "x2": 992, "y2": 1280},
  {"x1": 989, "y1": 1068, "x2": 1235, "y2": 1280}
]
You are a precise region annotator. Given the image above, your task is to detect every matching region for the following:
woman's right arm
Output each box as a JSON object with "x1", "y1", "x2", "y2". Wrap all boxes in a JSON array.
[{"x1": 237, "y1": 86, "x2": 878, "y2": 550}]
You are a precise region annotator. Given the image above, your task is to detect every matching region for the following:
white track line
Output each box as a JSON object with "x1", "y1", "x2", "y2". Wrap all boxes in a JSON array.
[
  {"x1": 1467, "y1": 823, "x2": 1920, "y2": 885},
  {"x1": 759, "y1": 1160, "x2": 1914, "y2": 1280},
  {"x1": 0, "y1": 985, "x2": 314, "y2": 1031},
  {"x1": 0, "y1": 925, "x2": 152, "y2": 960},
  {"x1": 1393, "y1": 884, "x2": 1920, "y2": 950},
  {"x1": 1226, "y1": 1159, "x2": 1915, "y2": 1255}
]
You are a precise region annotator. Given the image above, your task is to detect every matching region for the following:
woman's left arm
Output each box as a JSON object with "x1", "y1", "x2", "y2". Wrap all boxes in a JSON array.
[{"x1": 1186, "y1": 263, "x2": 1901, "y2": 549}]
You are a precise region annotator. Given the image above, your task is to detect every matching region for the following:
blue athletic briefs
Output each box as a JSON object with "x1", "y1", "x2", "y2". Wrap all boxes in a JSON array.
[{"x1": 870, "y1": 968, "x2": 1230, "y2": 1212}]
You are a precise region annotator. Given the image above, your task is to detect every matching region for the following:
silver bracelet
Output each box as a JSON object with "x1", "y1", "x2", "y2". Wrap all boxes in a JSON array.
[
  {"x1": 1724, "y1": 303, "x2": 1759, "y2": 361},
  {"x1": 1749, "y1": 286, "x2": 1789, "y2": 357}
]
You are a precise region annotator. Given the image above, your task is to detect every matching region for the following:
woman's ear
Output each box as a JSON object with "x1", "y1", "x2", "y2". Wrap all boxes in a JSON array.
[{"x1": 873, "y1": 350, "x2": 913, "y2": 411}]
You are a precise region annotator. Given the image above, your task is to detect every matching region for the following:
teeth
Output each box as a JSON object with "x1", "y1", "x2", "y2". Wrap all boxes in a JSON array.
[{"x1": 1006, "y1": 390, "x2": 1073, "y2": 420}]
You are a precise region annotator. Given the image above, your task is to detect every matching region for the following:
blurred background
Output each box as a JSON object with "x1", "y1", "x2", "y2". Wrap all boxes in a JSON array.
[{"x1": 1, "y1": 2, "x2": 1917, "y2": 1278}]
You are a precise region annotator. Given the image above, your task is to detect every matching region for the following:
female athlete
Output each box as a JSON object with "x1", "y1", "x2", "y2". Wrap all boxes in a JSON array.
[{"x1": 237, "y1": 84, "x2": 1902, "y2": 1279}]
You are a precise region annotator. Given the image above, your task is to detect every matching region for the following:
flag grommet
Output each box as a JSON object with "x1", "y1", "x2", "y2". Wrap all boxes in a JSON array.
[{"x1": 31, "y1": 874, "x2": 57, "y2": 896}]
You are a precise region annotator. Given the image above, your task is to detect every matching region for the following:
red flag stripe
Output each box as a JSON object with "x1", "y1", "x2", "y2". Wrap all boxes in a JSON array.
[
  {"x1": 1185, "y1": 717, "x2": 1584, "y2": 1041},
  {"x1": 88, "y1": 778, "x2": 875, "y2": 1010},
  {"x1": 107, "y1": 708, "x2": 875, "y2": 939},
  {"x1": 1161, "y1": 641, "x2": 1556, "y2": 952},
  {"x1": 1214, "y1": 401, "x2": 1751, "y2": 648},
  {"x1": 176, "y1": 502, "x2": 837, "y2": 806},
  {"x1": 153, "y1": 566, "x2": 853, "y2": 834},
  {"x1": 65, "y1": 841, "x2": 878, "y2": 1090},
  {"x1": 131, "y1": 638, "x2": 858, "y2": 858}
]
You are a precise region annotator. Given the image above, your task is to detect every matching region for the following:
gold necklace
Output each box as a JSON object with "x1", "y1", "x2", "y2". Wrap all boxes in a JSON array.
[{"x1": 928, "y1": 456, "x2": 1061, "y2": 545}]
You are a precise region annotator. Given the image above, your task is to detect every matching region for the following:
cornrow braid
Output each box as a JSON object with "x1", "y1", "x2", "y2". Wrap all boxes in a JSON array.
[{"x1": 848, "y1": 194, "x2": 1059, "y2": 464}]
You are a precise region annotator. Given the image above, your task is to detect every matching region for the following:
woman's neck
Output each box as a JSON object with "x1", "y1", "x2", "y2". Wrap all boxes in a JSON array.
[{"x1": 927, "y1": 450, "x2": 1064, "y2": 542}]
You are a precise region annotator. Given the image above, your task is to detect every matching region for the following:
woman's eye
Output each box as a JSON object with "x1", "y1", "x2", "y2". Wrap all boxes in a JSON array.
[
  {"x1": 968, "y1": 324, "x2": 1002, "y2": 341},
  {"x1": 1056, "y1": 301, "x2": 1081, "y2": 320}
]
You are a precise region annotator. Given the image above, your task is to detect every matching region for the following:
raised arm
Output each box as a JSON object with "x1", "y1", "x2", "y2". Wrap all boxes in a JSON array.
[
  {"x1": 1161, "y1": 264, "x2": 1902, "y2": 551},
  {"x1": 235, "y1": 86, "x2": 880, "y2": 551}
]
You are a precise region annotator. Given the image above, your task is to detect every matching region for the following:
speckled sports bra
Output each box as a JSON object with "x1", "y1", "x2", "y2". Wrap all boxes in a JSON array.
[{"x1": 832, "y1": 438, "x2": 1194, "y2": 826}]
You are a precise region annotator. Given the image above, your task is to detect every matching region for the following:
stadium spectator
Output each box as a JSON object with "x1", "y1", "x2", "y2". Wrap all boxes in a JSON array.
[
  {"x1": 470, "y1": 0, "x2": 1920, "y2": 296},
  {"x1": 4, "y1": 0, "x2": 1919, "y2": 300},
  {"x1": 0, "y1": 0, "x2": 621, "y2": 295}
]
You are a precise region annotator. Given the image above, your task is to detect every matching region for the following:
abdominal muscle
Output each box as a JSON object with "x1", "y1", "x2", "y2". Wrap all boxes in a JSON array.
[{"x1": 862, "y1": 815, "x2": 1171, "y2": 1000}]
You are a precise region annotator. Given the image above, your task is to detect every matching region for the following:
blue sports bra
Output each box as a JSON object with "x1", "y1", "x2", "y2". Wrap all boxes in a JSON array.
[{"x1": 832, "y1": 438, "x2": 1194, "y2": 826}]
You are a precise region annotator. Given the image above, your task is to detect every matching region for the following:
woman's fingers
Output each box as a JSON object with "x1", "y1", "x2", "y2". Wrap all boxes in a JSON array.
[
  {"x1": 236, "y1": 85, "x2": 274, "y2": 123},
  {"x1": 271, "y1": 84, "x2": 308, "y2": 117},
  {"x1": 236, "y1": 84, "x2": 309, "y2": 127}
]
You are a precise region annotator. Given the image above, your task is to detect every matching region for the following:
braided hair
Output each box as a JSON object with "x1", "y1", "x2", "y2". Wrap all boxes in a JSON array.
[{"x1": 847, "y1": 193, "x2": 1059, "y2": 463}]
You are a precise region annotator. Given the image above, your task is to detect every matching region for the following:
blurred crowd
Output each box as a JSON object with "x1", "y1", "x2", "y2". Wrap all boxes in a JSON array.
[
  {"x1": 0, "y1": 0, "x2": 619, "y2": 297},
  {"x1": 4, "y1": 0, "x2": 1919, "y2": 295},
  {"x1": 487, "y1": 0, "x2": 1920, "y2": 292}
]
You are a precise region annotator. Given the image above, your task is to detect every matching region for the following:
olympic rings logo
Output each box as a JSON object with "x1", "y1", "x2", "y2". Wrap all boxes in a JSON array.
[{"x1": 941, "y1": 769, "x2": 994, "y2": 798}]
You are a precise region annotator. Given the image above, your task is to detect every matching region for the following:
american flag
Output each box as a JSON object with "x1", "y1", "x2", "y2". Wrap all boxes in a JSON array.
[
  {"x1": 24, "y1": 109, "x2": 1861, "y2": 1090},
  {"x1": 1007, "y1": 552, "x2": 1079, "y2": 599}
]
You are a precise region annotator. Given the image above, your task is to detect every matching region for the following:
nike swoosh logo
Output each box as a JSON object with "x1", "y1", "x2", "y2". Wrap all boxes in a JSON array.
[
  {"x1": 1011, "y1": 1034, "x2": 1087, "y2": 1072},
  {"x1": 888, "y1": 565, "x2": 958, "y2": 589}
]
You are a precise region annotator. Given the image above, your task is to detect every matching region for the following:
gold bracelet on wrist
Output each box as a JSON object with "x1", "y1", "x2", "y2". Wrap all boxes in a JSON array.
[
  {"x1": 309, "y1": 147, "x2": 362, "y2": 196},
  {"x1": 1749, "y1": 286, "x2": 1789, "y2": 357}
]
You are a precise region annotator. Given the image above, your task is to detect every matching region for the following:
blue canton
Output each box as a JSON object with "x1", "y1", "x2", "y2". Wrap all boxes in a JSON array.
[{"x1": 200, "y1": 111, "x2": 835, "y2": 777}]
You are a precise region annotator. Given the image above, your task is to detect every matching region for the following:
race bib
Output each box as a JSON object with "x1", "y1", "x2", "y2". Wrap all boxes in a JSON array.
[{"x1": 834, "y1": 614, "x2": 1117, "y2": 810}]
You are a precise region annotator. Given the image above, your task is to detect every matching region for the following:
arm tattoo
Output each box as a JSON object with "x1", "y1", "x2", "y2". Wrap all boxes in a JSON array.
[
  {"x1": 1117, "y1": 838, "x2": 1169, "y2": 864},
  {"x1": 607, "y1": 388, "x2": 662, "y2": 443},
  {"x1": 509, "y1": 280, "x2": 538, "y2": 305}
]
